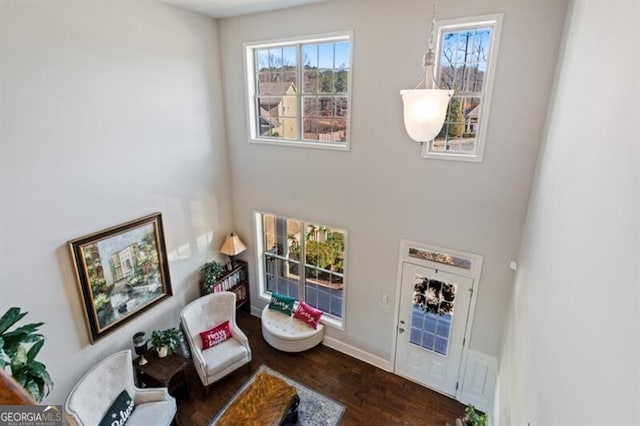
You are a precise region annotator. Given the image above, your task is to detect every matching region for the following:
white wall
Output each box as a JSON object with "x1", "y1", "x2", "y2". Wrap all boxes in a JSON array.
[
  {"x1": 0, "y1": 0, "x2": 231, "y2": 403},
  {"x1": 218, "y1": 0, "x2": 567, "y2": 361},
  {"x1": 496, "y1": 1, "x2": 640, "y2": 423}
]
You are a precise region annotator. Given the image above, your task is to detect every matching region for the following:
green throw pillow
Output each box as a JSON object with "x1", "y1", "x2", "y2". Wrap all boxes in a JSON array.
[
  {"x1": 269, "y1": 292, "x2": 296, "y2": 316},
  {"x1": 99, "y1": 389, "x2": 135, "y2": 426}
]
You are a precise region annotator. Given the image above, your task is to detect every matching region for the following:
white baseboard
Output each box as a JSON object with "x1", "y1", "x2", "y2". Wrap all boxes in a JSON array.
[
  {"x1": 458, "y1": 349, "x2": 497, "y2": 413},
  {"x1": 322, "y1": 336, "x2": 392, "y2": 372},
  {"x1": 250, "y1": 304, "x2": 262, "y2": 317},
  {"x1": 251, "y1": 304, "x2": 391, "y2": 371}
]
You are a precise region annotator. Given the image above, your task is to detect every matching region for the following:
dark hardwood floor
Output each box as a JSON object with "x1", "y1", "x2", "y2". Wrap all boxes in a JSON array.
[{"x1": 177, "y1": 311, "x2": 465, "y2": 425}]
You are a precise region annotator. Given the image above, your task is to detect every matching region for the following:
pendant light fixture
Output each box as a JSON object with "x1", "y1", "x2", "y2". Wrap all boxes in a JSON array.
[{"x1": 401, "y1": 5, "x2": 453, "y2": 143}]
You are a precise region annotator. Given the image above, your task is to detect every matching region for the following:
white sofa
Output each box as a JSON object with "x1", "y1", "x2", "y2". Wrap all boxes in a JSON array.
[{"x1": 64, "y1": 350, "x2": 176, "y2": 426}]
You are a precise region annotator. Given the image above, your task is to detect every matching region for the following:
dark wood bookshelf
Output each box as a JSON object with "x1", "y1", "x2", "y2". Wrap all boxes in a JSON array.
[{"x1": 200, "y1": 260, "x2": 250, "y2": 312}]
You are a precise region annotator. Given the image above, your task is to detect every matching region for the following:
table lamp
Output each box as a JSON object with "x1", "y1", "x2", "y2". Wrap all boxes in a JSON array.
[
  {"x1": 132, "y1": 331, "x2": 148, "y2": 365},
  {"x1": 219, "y1": 233, "x2": 247, "y2": 268}
]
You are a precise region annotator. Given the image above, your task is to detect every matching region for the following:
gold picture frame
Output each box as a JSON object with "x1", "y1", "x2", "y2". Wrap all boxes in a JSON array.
[{"x1": 69, "y1": 213, "x2": 172, "y2": 343}]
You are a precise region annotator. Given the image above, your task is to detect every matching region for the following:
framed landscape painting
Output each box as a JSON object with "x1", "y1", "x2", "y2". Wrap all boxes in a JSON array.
[{"x1": 69, "y1": 213, "x2": 172, "y2": 342}]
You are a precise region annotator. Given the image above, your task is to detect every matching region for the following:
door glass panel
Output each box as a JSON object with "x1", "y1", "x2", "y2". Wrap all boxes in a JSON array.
[{"x1": 409, "y1": 274, "x2": 457, "y2": 356}]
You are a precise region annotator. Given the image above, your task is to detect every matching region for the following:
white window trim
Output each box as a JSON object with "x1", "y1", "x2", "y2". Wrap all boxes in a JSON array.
[
  {"x1": 243, "y1": 31, "x2": 354, "y2": 151},
  {"x1": 252, "y1": 210, "x2": 348, "y2": 330},
  {"x1": 422, "y1": 13, "x2": 504, "y2": 163}
]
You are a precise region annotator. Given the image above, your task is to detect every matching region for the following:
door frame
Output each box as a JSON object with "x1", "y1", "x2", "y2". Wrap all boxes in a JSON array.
[{"x1": 391, "y1": 239, "x2": 484, "y2": 400}]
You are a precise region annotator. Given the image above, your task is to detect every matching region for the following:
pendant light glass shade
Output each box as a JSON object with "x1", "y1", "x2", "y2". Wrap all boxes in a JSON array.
[{"x1": 401, "y1": 89, "x2": 453, "y2": 142}]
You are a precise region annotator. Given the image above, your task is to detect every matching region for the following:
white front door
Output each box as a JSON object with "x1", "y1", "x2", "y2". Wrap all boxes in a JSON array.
[{"x1": 394, "y1": 261, "x2": 473, "y2": 396}]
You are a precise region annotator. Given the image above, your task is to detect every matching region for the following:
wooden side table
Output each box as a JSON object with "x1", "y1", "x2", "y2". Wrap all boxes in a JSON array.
[{"x1": 133, "y1": 351, "x2": 188, "y2": 397}]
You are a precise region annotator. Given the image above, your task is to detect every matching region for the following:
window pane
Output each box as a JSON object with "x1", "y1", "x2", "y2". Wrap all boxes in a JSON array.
[
  {"x1": 257, "y1": 96, "x2": 277, "y2": 115},
  {"x1": 256, "y1": 49, "x2": 270, "y2": 71},
  {"x1": 303, "y1": 71, "x2": 317, "y2": 94},
  {"x1": 257, "y1": 116, "x2": 271, "y2": 137},
  {"x1": 282, "y1": 46, "x2": 297, "y2": 68},
  {"x1": 282, "y1": 71, "x2": 297, "y2": 90},
  {"x1": 305, "y1": 266, "x2": 317, "y2": 280},
  {"x1": 408, "y1": 247, "x2": 473, "y2": 270},
  {"x1": 330, "y1": 294, "x2": 342, "y2": 317},
  {"x1": 333, "y1": 118, "x2": 347, "y2": 141},
  {"x1": 268, "y1": 47, "x2": 282, "y2": 70},
  {"x1": 263, "y1": 214, "x2": 276, "y2": 252},
  {"x1": 334, "y1": 71, "x2": 348, "y2": 94},
  {"x1": 318, "y1": 42, "x2": 334, "y2": 68},
  {"x1": 316, "y1": 287, "x2": 331, "y2": 313},
  {"x1": 319, "y1": 97, "x2": 333, "y2": 117},
  {"x1": 305, "y1": 281, "x2": 318, "y2": 306},
  {"x1": 473, "y1": 29, "x2": 491, "y2": 62},
  {"x1": 260, "y1": 81, "x2": 283, "y2": 95},
  {"x1": 318, "y1": 71, "x2": 334, "y2": 94},
  {"x1": 303, "y1": 118, "x2": 319, "y2": 140},
  {"x1": 287, "y1": 259, "x2": 300, "y2": 280},
  {"x1": 335, "y1": 42, "x2": 350, "y2": 68},
  {"x1": 335, "y1": 97, "x2": 348, "y2": 117},
  {"x1": 304, "y1": 224, "x2": 344, "y2": 317},
  {"x1": 303, "y1": 44, "x2": 318, "y2": 69},
  {"x1": 257, "y1": 72, "x2": 270, "y2": 88},
  {"x1": 303, "y1": 97, "x2": 320, "y2": 117},
  {"x1": 263, "y1": 215, "x2": 303, "y2": 300}
]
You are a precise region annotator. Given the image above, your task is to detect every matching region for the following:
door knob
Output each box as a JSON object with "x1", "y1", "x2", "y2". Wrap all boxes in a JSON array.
[{"x1": 398, "y1": 327, "x2": 405, "y2": 333}]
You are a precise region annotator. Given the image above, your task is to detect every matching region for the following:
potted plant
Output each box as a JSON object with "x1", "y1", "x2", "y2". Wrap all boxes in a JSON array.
[
  {"x1": 460, "y1": 405, "x2": 487, "y2": 426},
  {"x1": 200, "y1": 260, "x2": 226, "y2": 294},
  {"x1": 0, "y1": 307, "x2": 53, "y2": 402},
  {"x1": 151, "y1": 328, "x2": 183, "y2": 358}
]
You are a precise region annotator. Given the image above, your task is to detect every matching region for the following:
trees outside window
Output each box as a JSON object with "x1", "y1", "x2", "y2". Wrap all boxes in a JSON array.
[
  {"x1": 256, "y1": 212, "x2": 346, "y2": 325},
  {"x1": 245, "y1": 32, "x2": 352, "y2": 151},
  {"x1": 423, "y1": 14, "x2": 503, "y2": 162}
]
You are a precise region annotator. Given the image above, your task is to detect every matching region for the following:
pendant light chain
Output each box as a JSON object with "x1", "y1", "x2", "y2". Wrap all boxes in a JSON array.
[{"x1": 415, "y1": 4, "x2": 440, "y2": 90}]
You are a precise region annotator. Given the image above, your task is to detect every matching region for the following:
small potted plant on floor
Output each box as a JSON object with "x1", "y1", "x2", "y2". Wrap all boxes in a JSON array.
[
  {"x1": 151, "y1": 328, "x2": 182, "y2": 358},
  {"x1": 458, "y1": 405, "x2": 487, "y2": 426}
]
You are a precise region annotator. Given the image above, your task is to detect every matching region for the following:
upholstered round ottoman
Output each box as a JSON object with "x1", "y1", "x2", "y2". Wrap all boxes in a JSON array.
[{"x1": 261, "y1": 305, "x2": 324, "y2": 352}]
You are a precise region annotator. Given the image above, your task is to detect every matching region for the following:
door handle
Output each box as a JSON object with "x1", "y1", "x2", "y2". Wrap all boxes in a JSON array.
[{"x1": 398, "y1": 327, "x2": 405, "y2": 333}]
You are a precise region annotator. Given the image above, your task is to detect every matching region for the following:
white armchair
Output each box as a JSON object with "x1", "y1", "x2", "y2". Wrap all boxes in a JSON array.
[
  {"x1": 64, "y1": 350, "x2": 176, "y2": 426},
  {"x1": 180, "y1": 292, "x2": 251, "y2": 388}
]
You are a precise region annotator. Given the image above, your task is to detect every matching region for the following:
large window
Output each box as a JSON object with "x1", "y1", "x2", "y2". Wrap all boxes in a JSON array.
[
  {"x1": 255, "y1": 212, "x2": 346, "y2": 327},
  {"x1": 244, "y1": 32, "x2": 352, "y2": 150},
  {"x1": 423, "y1": 14, "x2": 503, "y2": 162}
]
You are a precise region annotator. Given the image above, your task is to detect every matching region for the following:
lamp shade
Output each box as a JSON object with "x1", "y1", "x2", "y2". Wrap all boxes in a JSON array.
[
  {"x1": 400, "y1": 89, "x2": 453, "y2": 142},
  {"x1": 219, "y1": 233, "x2": 247, "y2": 256}
]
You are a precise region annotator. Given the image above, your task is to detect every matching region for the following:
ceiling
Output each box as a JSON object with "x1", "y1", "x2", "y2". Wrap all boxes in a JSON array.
[{"x1": 162, "y1": 0, "x2": 326, "y2": 19}]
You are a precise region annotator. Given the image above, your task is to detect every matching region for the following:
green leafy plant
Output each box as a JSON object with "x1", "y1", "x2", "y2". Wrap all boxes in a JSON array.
[
  {"x1": 200, "y1": 261, "x2": 226, "y2": 293},
  {"x1": 0, "y1": 307, "x2": 53, "y2": 402},
  {"x1": 463, "y1": 405, "x2": 487, "y2": 426},
  {"x1": 150, "y1": 328, "x2": 183, "y2": 355}
]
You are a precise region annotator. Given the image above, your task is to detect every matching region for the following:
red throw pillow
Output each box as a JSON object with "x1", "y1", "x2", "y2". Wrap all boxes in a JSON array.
[
  {"x1": 292, "y1": 301, "x2": 323, "y2": 329},
  {"x1": 200, "y1": 321, "x2": 232, "y2": 350}
]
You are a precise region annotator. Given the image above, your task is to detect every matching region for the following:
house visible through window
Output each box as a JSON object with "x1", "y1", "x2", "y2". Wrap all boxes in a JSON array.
[
  {"x1": 424, "y1": 14, "x2": 503, "y2": 162},
  {"x1": 245, "y1": 32, "x2": 352, "y2": 150},
  {"x1": 255, "y1": 212, "x2": 346, "y2": 327}
]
